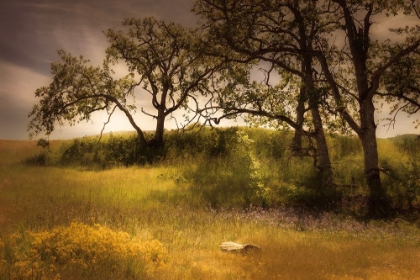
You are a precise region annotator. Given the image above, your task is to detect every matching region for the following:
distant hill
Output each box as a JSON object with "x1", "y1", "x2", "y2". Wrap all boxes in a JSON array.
[{"x1": 388, "y1": 134, "x2": 420, "y2": 142}]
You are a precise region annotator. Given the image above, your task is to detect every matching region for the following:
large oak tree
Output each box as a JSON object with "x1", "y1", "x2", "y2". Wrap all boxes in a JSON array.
[
  {"x1": 195, "y1": 0, "x2": 420, "y2": 217},
  {"x1": 29, "y1": 17, "x2": 222, "y2": 149}
]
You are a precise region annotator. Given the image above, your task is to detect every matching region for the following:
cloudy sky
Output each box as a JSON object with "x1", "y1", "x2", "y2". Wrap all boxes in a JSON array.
[
  {"x1": 0, "y1": 0, "x2": 199, "y2": 140},
  {"x1": 0, "y1": 0, "x2": 419, "y2": 140}
]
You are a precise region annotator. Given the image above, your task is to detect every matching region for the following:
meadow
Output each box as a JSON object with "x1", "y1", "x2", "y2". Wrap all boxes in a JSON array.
[{"x1": 1, "y1": 127, "x2": 420, "y2": 279}]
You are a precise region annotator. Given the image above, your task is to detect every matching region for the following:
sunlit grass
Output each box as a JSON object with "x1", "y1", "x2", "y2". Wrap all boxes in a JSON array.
[
  {"x1": 1, "y1": 139, "x2": 420, "y2": 279},
  {"x1": 1, "y1": 222, "x2": 168, "y2": 279},
  {"x1": 0, "y1": 163, "x2": 182, "y2": 231}
]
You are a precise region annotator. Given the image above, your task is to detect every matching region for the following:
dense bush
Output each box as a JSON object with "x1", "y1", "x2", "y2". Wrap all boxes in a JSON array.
[
  {"x1": 183, "y1": 130, "x2": 273, "y2": 208},
  {"x1": 48, "y1": 133, "x2": 161, "y2": 168},
  {"x1": 373, "y1": 136, "x2": 420, "y2": 211}
]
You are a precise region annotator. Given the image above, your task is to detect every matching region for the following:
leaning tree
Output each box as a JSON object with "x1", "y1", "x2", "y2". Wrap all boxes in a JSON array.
[
  {"x1": 29, "y1": 17, "x2": 223, "y2": 149},
  {"x1": 314, "y1": 0, "x2": 420, "y2": 217}
]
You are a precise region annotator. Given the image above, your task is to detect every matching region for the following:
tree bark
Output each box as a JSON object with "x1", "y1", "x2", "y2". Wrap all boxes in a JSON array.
[
  {"x1": 150, "y1": 107, "x2": 166, "y2": 149},
  {"x1": 308, "y1": 91, "x2": 334, "y2": 198},
  {"x1": 359, "y1": 99, "x2": 389, "y2": 217},
  {"x1": 291, "y1": 86, "x2": 306, "y2": 155},
  {"x1": 310, "y1": 102, "x2": 333, "y2": 184},
  {"x1": 304, "y1": 56, "x2": 333, "y2": 195}
]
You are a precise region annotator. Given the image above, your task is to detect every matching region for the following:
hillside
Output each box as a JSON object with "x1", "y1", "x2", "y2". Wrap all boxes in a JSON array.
[{"x1": 0, "y1": 129, "x2": 420, "y2": 279}]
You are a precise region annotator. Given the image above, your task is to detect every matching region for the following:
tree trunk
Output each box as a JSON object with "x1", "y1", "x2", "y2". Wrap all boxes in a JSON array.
[
  {"x1": 149, "y1": 108, "x2": 165, "y2": 149},
  {"x1": 137, "y1": 133, "x2": 148, "y2": 147},
  {"x1": 304, "y1": 56, "x2": 333, "y2": 195},
  {"x1": 291, "y1": 86, "x2": 306, "y2": 155},
  {"x1": 309, "y1": 93, "x2": 334, "y2": 198},
  {"x1": 311, "y1": 104, "x2": 332, "y2": 182},
  {"x1": 359, "y1": 99, "x2": 390, "y2": 217}
]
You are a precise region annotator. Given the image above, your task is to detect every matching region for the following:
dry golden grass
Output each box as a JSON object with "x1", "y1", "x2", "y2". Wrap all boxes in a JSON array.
[{"x1": 1, "y1": 140, "x2": 420, "y2": 279}]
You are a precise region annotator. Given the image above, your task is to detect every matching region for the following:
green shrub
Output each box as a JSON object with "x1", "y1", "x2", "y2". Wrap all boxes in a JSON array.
[
  {"x1": 183, "y1": 131, "x2": 273, "y2": 208},
  {"x1": 24, "y1": 152, "x2": 48, "y2": 166}
]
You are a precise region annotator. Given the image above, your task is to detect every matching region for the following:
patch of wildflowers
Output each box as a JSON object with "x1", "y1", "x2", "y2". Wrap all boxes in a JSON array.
[{"x1": 0, "y1": 222, "x2": 168, "y2": 279}]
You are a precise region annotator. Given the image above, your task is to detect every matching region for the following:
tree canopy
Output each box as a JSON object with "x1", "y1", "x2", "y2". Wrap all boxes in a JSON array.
[
  {"x1": 29, "y1": 17, "x2": 224, "y2": 148},
  {"x1": 193, "y1": 0, "x2": 420, "y2": 217},
  {"x1": 28, "y1": 50, "x2": 140, "y2": 142}
]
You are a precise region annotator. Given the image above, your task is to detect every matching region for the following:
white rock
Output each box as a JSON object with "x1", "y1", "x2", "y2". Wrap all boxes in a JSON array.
[{"x1": 219, "y1": 241, "x2": 262, "y2": 254}]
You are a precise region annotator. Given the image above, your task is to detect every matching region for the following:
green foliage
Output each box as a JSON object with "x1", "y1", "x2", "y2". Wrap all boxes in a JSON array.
[
  {"x1": 164, "y1": 126, "x2": 240, "y2": 160},
  {"x1": 36, "y1": 138, "x2": 50, "y2": 149},
  {"x1": 185, "y1": 130, "x2": 272, "y2": 208},
  {"x1": 328, "y1": 134, "x2": 362, "y2": 161},
  {"x1": 378, "y1": 135, "x2": 420, "y2": 210},
  {"x1": 24, "y1": 152, "x2": 49, "y2": 166},
  {"x1": 28, "y1": 50, "x2": 138, "y2": 140},
  {"x1": 23, "y1": 127, "x2": 420, "y2": 213},
  {"x1": 391, "y1": 134, "x2": 420, "y2": 154},
  {"x1": 32, "y1": 132, "x2": 162, "y2": 169}
]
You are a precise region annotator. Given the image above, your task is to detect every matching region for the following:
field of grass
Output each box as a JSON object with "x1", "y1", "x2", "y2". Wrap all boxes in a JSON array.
[{"x1": 1, "y1": 137, "x2": 420, "y2": 279}]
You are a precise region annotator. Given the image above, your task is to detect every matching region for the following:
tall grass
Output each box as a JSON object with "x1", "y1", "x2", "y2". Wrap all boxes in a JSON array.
[
  {"x1": 19, "y1": 127, "x2": 420, "y2": 212},
  {"x1": 1, "y1": 130, "x2": 420, "y2": 279}
]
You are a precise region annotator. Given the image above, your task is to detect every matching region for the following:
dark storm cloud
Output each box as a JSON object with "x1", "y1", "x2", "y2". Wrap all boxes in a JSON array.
[
  {"x1": 0, "y1": 0, "x2": 196, "y2": 139},
  {"x1": 0, "y1": 0, "x2": 197, "y2": 71}
]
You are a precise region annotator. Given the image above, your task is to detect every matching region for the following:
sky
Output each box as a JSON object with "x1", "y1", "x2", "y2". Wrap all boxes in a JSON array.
[{"x1": 0, "y1": 0, "x2": 419, "y2": 140}]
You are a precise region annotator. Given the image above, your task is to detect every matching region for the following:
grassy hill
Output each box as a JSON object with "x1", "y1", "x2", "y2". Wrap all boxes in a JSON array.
[
  {"x1": 21, "y1": 127, "x2": 420, "y2": 211},
  {"x1": 0, "y1": 128, "x2": 419, "y2": 279}
]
